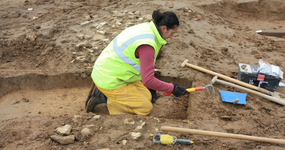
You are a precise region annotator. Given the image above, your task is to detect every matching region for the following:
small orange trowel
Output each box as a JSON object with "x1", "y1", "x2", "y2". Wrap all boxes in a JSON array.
[{"x1": 163, "y1": 78, "x2": 216, "y2": 97}]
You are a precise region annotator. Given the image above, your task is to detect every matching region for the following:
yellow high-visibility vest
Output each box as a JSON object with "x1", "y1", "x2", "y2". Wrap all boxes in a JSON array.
[{"x1": 91, "y1": 21, "x2": 167, "y2": 90}]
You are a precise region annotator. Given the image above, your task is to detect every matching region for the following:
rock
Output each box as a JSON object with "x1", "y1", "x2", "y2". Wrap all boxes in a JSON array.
[
  {"x1": 96, "y1": 22, "x2": 107, "y2": 29},
  {"x1": 51, "y1": 135, "x2": 75, "y2": 145},
  {"x1": 85, "y1": 15, "x2": 92, "y2": 20},
  {"x1": 85, "y1": 67, "x2": 93, "y2": 76},
  {"x1": 26, "y1": 32, "x2": 37, "y2": 41},
  {"x1": 134, "y1": 11, "x2": 141, "y2": 16},
  {"x1": 88, "y1": 49, "x2": 94, "y2": 53},
  {"x1": 93, "y1": 115, "x2": 101, "y2": 120},
  {"x1": 97, "y1": 31, "x2": 106, "y2": 35},
  {"x1": 83, "y1": 63, "x2": 88, "y2": 67},
  {"x1": 127, "y1": 22, "x2": 135, "y2": 27},
  {"x1": 122, "y1": 140, "x2": 127, "y2": 145},
  {"x1": 76, "y1": 127, "x2": 93, "y2": 141},
  {"x1": 81, "y1": 72, "x2": 87, "y2": 78},
  {"x1": 55, "y1": 124, "x2": 72, "y2": 136},
  {"x1": 72, "y1": 115, "x2": 83, "y2": 123},
  {"x1": 75, "y1": 41, "x2": 91, "y2": 50},
  {"x1": 76, "y1": 34, "x2": 84, "y2": 40},
  {"x1": 83, "y1": 124, "x2": 95, "y2": 128},
  {"x1": 76, "y1": 56, "x2": 88, "y2": 63},
  {"x1": 130, "y1": 132, "x2": 141, "y2": 140},
  {"x1": 102, "y1": 39, "x2": 109, "y2": 42},
  {"x1": 124, "y1": 118, "x2": 135, "y2": 124},
  {"x1": 91, "y1": 56, "x2": 96, "y2": 63},
  {"x1": 81, "y1": 20, "x2": 93, "y2": 26},
  {"x1": 135, "y1": 122, "x2": 146, "y2": 131},
  {"x1": 81, "y1": 128, "x2": 92, "y2": 137}
]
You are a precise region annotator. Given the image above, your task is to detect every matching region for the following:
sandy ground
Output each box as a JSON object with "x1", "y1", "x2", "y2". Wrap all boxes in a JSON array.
[{"x1": 1, "y1": 0, "x2": 285, "y2": 149}]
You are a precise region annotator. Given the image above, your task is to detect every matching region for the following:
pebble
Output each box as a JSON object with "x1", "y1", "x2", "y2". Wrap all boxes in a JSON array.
[
  {"x1": 81, "y1": 128, "x2": 92, "y2": 137},
  {"x1": 55, "y1": 124, "x2": 72, "y2": 136},
  {"x1": 130, "y1": 132, "x2": 141, "y2": 140},
  {"x1": 93, "y1": 115, "x2": 101, "y2": 120},
  {"x1": 124, "y1": 118, "x2": 135, "y2": 124},
  {"x1": 51, "y1": 135, "x2": 75, "y2": 145}
]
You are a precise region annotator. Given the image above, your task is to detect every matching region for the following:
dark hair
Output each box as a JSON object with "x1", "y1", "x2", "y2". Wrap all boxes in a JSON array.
[{"x1": 152, "y1": 9, "x2": 179, "y2": 29}]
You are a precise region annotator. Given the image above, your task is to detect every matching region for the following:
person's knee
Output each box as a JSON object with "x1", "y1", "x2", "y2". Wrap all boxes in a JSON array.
[{"x1": 136, "y1": 103, "x2": 153, "y2": 115}]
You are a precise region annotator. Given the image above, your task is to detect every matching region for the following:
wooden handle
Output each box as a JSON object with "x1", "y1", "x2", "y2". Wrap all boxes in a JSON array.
[
  {"x1": 161, "y1": 126, "x2": 285, "y2": 145},
  {"x1": 183, "y1": 61, "x2": 272, "y2": 95},
  {"x1": 216, "y1": 79, "x2": 285, "y2": 105}
]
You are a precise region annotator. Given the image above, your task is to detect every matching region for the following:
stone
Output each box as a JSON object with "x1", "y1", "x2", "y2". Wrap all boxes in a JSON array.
[
  {"x1": 135, "y1": 122, "x2": 146, "y2": 131},
  {"x1": 72, "y1": 115, "x2": 83, "y2": 123},
  {"x1": 76, "y1": 56, "x2": 88, "y2": 63},
  {"x1": 134, "y1": 11, "x2": 141, "y2": 16},
  {"x1": 93, "y1": 115, "x2": 101, "y2": 120},
  {"x1": 96, "y1": 22, "x2": 107, "y2": 29},
  {"x1": 91, "y1": 56, "x2": 96, "y2": 63},
  {"x1": 130, "y1": 132, "x2": 141, "y2": 140},
  {"x1": 51, "y1": 135, "x2": 75, "y2": 145},
  {"x1": 85, "y1": 67, "x2": 93, "y2": 76},
  {"x1": 122, "y1": 140, "x2": 127, "y2": 145},
  {"x1": 75, "y1": 41, "x2": 91, "y2": 50},
  {"x1": 76, "y1": 34, "x2": 84, "y2": 40},
  {"x1": 102, "y1": 39, "x2": 109, "y2": 42},
  {"x1": 83, "y1": 124, "x2": 95, "y2": 128},
  {"x1": 81, "y1": 128, "x2": 92, "y2": 137},
  {"x1": 97, "y1": 31, "x2": 106, "y2": 35},
  {"x1": 85, "y1": 15, "x2": 91, "y2": 20},
  {"x1": 55, "y1": 124, "x2": 72, "y2": 136},
  {"x1": 26, "y1": 32, "x2": 37, "y2": 41},
  {"x1": 124, "y1": 118, "x2": 135, "y2": 124},
  {"x1": 81, "y1": 20, "x2": 93, "y2": 26}
]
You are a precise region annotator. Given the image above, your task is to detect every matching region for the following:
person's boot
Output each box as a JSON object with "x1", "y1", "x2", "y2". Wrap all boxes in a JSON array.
[{"x1": 85, "y1": 84, "x2": 107, "y2": 113}]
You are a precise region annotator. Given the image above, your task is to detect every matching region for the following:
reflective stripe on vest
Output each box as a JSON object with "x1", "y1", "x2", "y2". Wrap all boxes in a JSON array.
[{"x1": 113, "y1": 34, "x2": 155, "y2": 73}]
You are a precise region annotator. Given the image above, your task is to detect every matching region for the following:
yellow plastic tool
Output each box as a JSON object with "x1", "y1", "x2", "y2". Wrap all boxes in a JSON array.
[{"x1": 151, "y1": 134, "x2": 193, "y2": 145}]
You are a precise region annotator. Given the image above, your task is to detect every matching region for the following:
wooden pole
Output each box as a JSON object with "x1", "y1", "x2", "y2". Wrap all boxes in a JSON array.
[{"x1": 161, "y1": 126, "x2": 285, "y2": 145}]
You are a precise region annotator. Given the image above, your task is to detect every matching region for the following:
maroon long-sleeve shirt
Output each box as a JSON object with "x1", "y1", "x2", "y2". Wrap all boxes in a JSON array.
[{"x1": 135, "y1": 45, "x2": 174, "y2": 93}]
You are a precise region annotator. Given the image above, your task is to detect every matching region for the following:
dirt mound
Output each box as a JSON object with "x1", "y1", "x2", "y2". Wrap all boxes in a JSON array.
[{"x1": 200, "y1": 0, "x2": 285, "y2": 20}]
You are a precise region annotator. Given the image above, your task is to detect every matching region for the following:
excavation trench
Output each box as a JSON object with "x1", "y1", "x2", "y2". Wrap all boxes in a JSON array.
[{"x1": 0, "y1": 73, "x2": 192, "y2": 120}]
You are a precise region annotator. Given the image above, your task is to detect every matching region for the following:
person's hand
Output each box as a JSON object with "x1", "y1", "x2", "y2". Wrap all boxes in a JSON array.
[{"x1": 172, "y1": 84, "x2": 189, "y2": 97}]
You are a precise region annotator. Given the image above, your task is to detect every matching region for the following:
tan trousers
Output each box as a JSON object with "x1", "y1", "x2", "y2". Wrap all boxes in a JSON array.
[{"x1": 97, "y1": 81, "x2": 153, "y2": 115}]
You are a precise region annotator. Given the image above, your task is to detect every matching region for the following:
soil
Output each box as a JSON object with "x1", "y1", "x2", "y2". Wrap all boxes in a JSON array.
[{"x1": 1, "y1": 0, "x2": 285, "y2": 149}]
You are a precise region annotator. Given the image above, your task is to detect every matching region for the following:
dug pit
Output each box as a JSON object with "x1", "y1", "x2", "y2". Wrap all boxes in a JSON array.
[{"x1": 0, "y1": 73, "x2": 193, "y2": 121}]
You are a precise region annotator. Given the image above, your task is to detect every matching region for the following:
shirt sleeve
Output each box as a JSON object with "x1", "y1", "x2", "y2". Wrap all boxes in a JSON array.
[{"x1": 135, "y1": 45, "x2": 174, "y2": 93}]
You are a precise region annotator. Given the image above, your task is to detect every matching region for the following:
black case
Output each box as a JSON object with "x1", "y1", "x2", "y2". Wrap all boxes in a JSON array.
[{"x1": 237, "y1": 64, "x2": 281, "y2": 92}]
